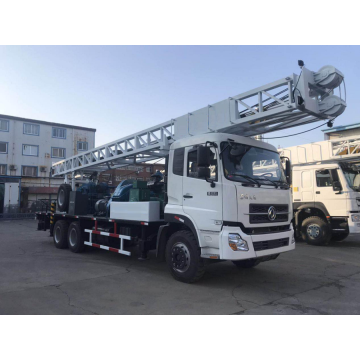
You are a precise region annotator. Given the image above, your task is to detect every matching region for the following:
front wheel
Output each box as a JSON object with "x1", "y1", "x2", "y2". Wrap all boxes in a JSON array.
[
  {"x1": 301, "y1": 216, "x2": 331, "y2": 246},
  {"x1": 165, "y1": 230, "x2": 205, "y2": 283}
]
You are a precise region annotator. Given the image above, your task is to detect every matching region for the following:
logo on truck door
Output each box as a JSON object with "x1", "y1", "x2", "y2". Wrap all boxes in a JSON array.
[{"x1": 268, "y1": 206, "x2": 277, "y2": 221}]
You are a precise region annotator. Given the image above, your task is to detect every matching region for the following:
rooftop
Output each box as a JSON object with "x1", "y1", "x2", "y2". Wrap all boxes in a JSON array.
[
  {"x1": 0, "y1": 113, "x2": 96, "y2": 132},
  {"x1": 322, "y1": 122, "x2": 360, "y2": 134}
]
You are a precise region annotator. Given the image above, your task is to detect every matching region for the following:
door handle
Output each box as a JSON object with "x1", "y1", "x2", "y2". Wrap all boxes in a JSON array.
[
  {"x1": 316, "y1": 191, "x2": 320, "y2": 194},
  {"x1": 183, "y1": 194, "x2": 193, "y2": 198}
]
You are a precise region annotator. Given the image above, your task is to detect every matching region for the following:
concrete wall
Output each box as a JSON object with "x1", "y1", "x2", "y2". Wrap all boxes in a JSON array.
[{"x1": 324, "y1": 127, "x2": 360, "y2": 140}]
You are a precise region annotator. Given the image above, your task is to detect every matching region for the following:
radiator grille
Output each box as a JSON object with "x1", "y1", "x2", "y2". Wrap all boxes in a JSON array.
[
  {"x1": 250, "y1": 214, "x2": 288, "y2": 223},
  {"x1": 253, "y1": 238, "x2": 289, "y2": 251},
  {"x1": 249, "y1": 204, "x2": 288, "y2": 213},
  {"x1": 249, "y1": 204, "x2": 289, "y2": 224}
]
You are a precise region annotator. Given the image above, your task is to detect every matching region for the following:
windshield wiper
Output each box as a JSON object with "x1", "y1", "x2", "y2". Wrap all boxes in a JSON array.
[
  {"x1": 219, "y1": 139, "x2": 235, "y2": 159},
  {"x1": 229, "y1": 173, "x2": 261, "y2": 187},
  {"x1": 256, "y1": 176, "x2": 279, "y2": 188}
]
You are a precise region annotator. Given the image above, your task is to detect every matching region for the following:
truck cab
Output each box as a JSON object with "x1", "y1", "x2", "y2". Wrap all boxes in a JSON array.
[
  {"x1": 291, "y1": 161, "x2": 360, "y2": 245},
  {"x1": 161, "y1": 133, "x2": 295, "y2": 281}
]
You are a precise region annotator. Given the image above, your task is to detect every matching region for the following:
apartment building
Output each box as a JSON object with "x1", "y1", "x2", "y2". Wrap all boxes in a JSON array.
[{"x1": 0, "y1": 114, "x2": 96, "y2": 213}]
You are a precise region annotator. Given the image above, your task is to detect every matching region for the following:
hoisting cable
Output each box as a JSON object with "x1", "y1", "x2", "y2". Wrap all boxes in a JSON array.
[{"x1": 260, "y1": 115, "x2": 339, "y2": 140}]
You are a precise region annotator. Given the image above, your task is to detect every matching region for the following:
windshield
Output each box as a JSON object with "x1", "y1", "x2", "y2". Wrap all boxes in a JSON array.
[
  {"x1": 341, "y1": 163, "x2": 360, "y2": 191},
  {"x1": 221, "y1": 142, "x2": 287, "y2": 187}
]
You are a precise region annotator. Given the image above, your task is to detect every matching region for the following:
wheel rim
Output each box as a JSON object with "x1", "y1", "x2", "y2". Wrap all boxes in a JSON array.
[
  {"x1": 171, "y1": 242, "x2": 190, "y2": 273},
  {"x1": 58, "y1": 189, "x2": 64, "y2": 206},
  {"x1": 54, "y1": 227, "x2": 61, "y2": 243},
  {"x1": 69, "y1": 228, "x2": 77, "y2": 247},
  {"x1": 307, "y1": 224, "x2": 321, "y2": 239}
]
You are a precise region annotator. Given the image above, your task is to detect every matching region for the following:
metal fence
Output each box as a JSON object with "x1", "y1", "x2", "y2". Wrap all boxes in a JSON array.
[{"x1": 0, "y1": 199, "x2": 55, "y2": 220}]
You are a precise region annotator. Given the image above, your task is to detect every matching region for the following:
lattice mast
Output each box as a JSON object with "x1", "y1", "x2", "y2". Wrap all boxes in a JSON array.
[{"x1": 52, "y1": 63, "x2": 346, "y2": 177}]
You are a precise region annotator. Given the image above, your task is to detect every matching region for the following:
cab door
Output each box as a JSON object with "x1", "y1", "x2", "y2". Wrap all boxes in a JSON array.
[
  {"x1": 182, "y1": 145, "x2": 223, "y2": 232},
  {"x1": 314, "y1": 169, "x2": 346, "y2": 217},
  {"x1": 300, "y1": 169, "x2": 314, "y2": 203}
]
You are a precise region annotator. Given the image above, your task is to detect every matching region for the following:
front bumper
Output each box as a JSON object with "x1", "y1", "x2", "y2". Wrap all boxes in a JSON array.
[
  {"x1": 219, "y1": 225, "x2": 295, "y2": 261},
  {"x1": 332, "y1": 216, "x2": 360, "y2": 235}
]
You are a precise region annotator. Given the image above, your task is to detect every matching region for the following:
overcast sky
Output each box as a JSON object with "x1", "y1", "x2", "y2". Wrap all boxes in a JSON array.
[{"x1": 0, "y1": 46, "x2": 358, "y2": 149}]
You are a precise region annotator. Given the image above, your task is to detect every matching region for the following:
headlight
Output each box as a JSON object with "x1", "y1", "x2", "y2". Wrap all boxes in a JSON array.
[
  {"x1": 228, "y1": 233, "x2": 249, "y2": 251},
  {"x1": 351, "y1": 214, "x2": 360, "y2": 222},
  {"x1": 291, "y1": 233, "x2": 295, "y2": 244}
]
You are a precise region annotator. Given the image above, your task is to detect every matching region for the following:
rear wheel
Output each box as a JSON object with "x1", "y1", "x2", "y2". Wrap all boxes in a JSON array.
[
  {"x1": 165, "y1": 230, "x2": 205, "y2": 283},
  {"x1": 301, "y1": 216, "x2": 331, "y2": 246},
  {"x1": 232, "y1": 259, "x2": 260, "y2": 268},
  {"x1": 67, "y1": 221, "x2": 86, "y2": 253},
  {"x1": 53, "y1": 220, "x2": 69, "y2": 249},
  {"x1": 331, "y1": 233, "x2": 348, "y2": 242},
  {"x1": 57, "y1": 184, "x2": 72, "y2": 212}
]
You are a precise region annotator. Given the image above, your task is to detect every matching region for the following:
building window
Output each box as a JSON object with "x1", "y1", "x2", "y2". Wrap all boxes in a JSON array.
[
  {"x1": 146, "y1": 167, "x2": 151, "y2": 172},
  {"x1": 77, "y1": 141, "x2": 88, "y2": 151},
  {"x1": 51, "y1": 147, "x2": 66, "y2": 158},
  {"x1": 22, "y1": 166, "x2": 38, "y2": 177},
  {"x1": 0, "y1": 141, "x2": 8, "y2": 154},
  {"x1": 22, "y1": 144, "x2": 39, "y2": 157},
  {"x1": 23, "y1": 123, "x2": 40, "y2": 136},
  {"x1": 52, "y1": 127, "x2": 66, "y2": 139},
  {"x1": 0, "y1": 164, "x2": 6, "y2": 175},
  {"x1": 0, "y1": 119, "x2": 9, "y2": 132}
]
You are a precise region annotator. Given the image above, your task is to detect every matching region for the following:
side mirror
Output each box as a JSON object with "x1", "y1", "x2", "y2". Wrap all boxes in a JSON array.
[
  {"x1": 281, "y1": 156, "x2": 291, "y2": 184},
  {"x1": 198, "y1": 167, "x2": 210, "y2": 179},
  {"x1": 333, "y1": 180, "x2": 342, "y2": 192},
  {"x1": 197, "y1": 146, "x2": 211, "y2": 167}
]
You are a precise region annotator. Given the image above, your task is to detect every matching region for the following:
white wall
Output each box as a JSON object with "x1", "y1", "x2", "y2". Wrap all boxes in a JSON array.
[
  {"x1": 324, "y1": 128, "x2": 360, "y2": 140},
  {"x1": 4, "y1": 183, "x2": 19, "y2": 207}
]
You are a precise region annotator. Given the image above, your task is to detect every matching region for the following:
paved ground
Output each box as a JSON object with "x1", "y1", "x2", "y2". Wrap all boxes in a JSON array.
[{"x1": 1, "y1": 219, "x2": 360, "y2": 314}]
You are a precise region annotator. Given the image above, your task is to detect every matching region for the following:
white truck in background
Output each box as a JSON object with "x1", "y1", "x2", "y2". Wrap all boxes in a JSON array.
[
  {"x1": 36, "y1": 62, "x2": 346, "y2": 282},
  {"x1": 280, "y1": 135, "x2": 360, "y2": 245}
]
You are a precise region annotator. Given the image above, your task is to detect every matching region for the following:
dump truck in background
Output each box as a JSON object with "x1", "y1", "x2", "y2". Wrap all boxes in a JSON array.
[{"x1": 280, "y1": 135, "x2": 360, "y2": 245}]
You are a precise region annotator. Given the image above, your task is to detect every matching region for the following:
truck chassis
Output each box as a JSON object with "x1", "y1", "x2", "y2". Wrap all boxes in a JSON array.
[{"x1": 36, "y1": 211, "x2": 165, "y2": 260}]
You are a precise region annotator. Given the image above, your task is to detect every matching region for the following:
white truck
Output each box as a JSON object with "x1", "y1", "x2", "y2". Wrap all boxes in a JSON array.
[
  {"x1": 280, "y1": 135, "x2": 360, "y2": 245},
  {"x1": 36, "y1": 62, "x2": 346, "y2": 282}
]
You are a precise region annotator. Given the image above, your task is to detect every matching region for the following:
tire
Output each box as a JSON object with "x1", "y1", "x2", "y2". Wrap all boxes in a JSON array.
[
  {"x1": 232, "y1": 259, "x2": 260, "y2": 269},
  {"x1": 57, "y1": 184, "x2": 72, "y2": 212},
  {"x1": 331, "y1": 233, "x2": 348, "y2": 242},
  {"x1": 301, "y1": 216, "x2": 331, "y2": 246},
  {"x1": 53, "y1": 220, "x2": 69, "y2": 249},
  {"x1": 67, "y1": 221, "x2": 86, "y2": 253},
  {"x1": 165, "y1": 230, "x2": 205, "y2": 283}
]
